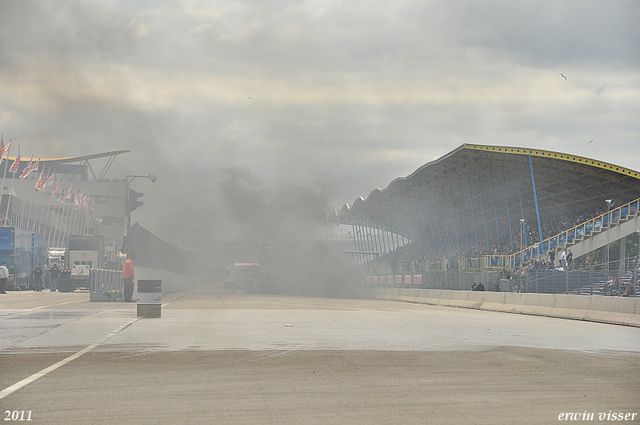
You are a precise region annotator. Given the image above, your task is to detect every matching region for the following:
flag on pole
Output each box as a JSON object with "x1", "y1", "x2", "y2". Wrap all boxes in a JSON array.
[
  {"x1": 35, "y1": 170, "x2": 46, "y2": 191},
  {"x1": 45, "y1": 173, "x2": 55, "y2": 189},
  {"x1": 65, "y1": 186, "x2": 73, "y2": 201},
  {"x1": 58, "y1": 185, "x2": 66, "y2": 202},
  {"x1": 0, "y1": 138, "x2": 8, "y2": 163},
  {"x1": 52, "y1": 180, "x2": 60, "y2": 197},
  {"x1": 18, "y1": 156, "x2": 34, "y2": 179},
  {"x1": 30, "y1": 160, "x2": 40, "y2": 175},
  {"x1": 8, "y1": 147, "x2": 20, "y2": 173}
]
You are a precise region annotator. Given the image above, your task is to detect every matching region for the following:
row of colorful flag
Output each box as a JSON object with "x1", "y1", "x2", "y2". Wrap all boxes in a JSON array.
[{"x1": 0, "y1": 137, "x2": 95, "y2": 215}]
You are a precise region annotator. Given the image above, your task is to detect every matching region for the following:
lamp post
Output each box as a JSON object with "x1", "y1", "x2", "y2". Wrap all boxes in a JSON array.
[
  {"x1": 605, "y1": 199, "x2": 614, "y2": 288},
  {"x1": 124, "y1": 174, "x2": 157, "y2": 252}
]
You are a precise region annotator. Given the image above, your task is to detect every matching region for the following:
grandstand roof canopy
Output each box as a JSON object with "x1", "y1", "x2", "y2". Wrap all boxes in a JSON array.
[
  {"x1": 331, "y1": 144, "x2": 640, "y2": 256},
  {"x1": 6, "y1": 150, "x2": 130, "y2": 164},
  {"x1": 5, "y1": 150, "x2": 130, "y2": 181}
]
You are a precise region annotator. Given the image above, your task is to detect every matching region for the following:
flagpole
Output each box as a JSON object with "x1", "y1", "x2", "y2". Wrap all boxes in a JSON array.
[
  {"x1": 33, "y1": 168, "x2": 45, "y2": 234},
  {"x1": 44, "y1": 187, "x2": 53, "y2": 245},
  {"x1": 40, "y1": 170, "x2": 55, "y2": 241},
  {"x1": 25, "y1": 159, "x2": 39, "y2": 232},
  {"x1": 47, "y1": 179, "x2": 59, "y2": 247},
  {"x1": 0, "y1": 138, "x2": 9, "y2": 226},
  {"x1": 53, "y1": 197, "x2": 64, "y2": 248},
  {"x1": 33, "y1": 165, "x2": 51, "y2": 237},
  {"x1": 53, "y1": 186, "x2": 64, "y2": 247},
  {"x1": 58, "y1": 188, "x2": 70, "y2": 247},
  {"x1": 58, "y1": 187, "x2": 72, "y2": 246},
  {"x1": 19, "y1": 155, "x2": 34, "y2": 230},
  {"x1": 50, "y1": 196, "x2": 61, "y2": 247},
  {"x1": 72, "y1": 193, "x2": 80, "y2": 236},
  {"x1": 4, "y1": 143, "x2": 17, "y2": 225}
]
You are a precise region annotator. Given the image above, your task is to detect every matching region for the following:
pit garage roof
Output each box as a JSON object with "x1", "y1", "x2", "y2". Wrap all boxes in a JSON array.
[{"x1": 331, "y1": 144, "x2": 640, "y2": 255}]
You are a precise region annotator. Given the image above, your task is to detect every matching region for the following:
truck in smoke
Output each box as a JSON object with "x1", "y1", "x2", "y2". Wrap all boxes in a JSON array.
[
  {"x1": 57, "y1": 235, "x2": 105, "y2": 292},
  {"x1": 224, "y1": 263, "x2": 259, "y2": 292}
]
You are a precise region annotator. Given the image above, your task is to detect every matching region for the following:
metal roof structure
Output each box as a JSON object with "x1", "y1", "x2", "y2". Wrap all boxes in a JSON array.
[
  {"x1": 5, "y1": 150, "x2": 130, "y2": 181},
  {"x1": 331, "y1": 144, "x2": 640, "y2": 259}
]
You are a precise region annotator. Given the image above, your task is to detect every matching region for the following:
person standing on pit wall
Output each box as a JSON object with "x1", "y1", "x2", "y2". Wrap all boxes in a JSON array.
[
  {"x1": 0, "y1": 261, "x2": 8, "y2": 294},
  {"x1": 122, "y1": 254, "x2": 135, "y2": 302},
  {"x1": 566, "y1": 249, "x2": 573, "y2": 270},
  {"x1": 560, "y1": 248, "x2": 567, "y2": 269}
]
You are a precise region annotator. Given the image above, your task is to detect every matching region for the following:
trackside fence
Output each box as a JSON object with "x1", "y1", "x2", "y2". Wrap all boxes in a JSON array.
[
  {"x1": 89, "y1": 269, "x2": 123, "y2": 293},
  {"x1": 361, "y1": 268, "x2": 638, "y2": 296}
]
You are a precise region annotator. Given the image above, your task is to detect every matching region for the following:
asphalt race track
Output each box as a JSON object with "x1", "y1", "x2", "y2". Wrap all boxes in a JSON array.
[{"x1": 1, "y1": 284, "x2": 639, "y2": 424}]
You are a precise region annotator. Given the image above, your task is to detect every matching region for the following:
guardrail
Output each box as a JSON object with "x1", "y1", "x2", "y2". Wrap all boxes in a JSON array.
[{"x1": 89, "y1": 269, "x2": 123, "y2": 293}]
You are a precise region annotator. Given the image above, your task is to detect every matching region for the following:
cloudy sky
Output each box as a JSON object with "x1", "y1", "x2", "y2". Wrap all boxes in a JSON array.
[{"x1": 1, "y1": 0, "x2": 639, "y2": 244}]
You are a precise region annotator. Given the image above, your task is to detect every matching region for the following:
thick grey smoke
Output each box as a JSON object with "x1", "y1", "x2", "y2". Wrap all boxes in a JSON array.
[{"x1": 158, "y1": 165, "x2": 338, "y2": 245}]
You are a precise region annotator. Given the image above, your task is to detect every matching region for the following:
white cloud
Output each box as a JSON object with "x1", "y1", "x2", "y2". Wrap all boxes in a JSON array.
[{"x1": 0, "y1": 0, "x2": 638, "y2": 241}]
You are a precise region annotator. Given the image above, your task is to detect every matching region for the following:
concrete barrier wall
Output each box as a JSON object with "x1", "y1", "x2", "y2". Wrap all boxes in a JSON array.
[
  {"x1": 133, "y1": 267, "x2": 200, "y2": 298},
  {"x1": 369, "y1": 288, "x2": 639, "y2": 327},
  {"x1": 520, "y1": 293, "x2": 556, "y2": 317}
]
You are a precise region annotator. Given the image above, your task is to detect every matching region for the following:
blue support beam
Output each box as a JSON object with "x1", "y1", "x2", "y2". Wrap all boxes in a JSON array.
[
  {"x1": 514, "y1": 160, "x2": 529, "y2": 247},
  {"x1": 529, "y1": 155, "x2": 545, "y2": 254}
]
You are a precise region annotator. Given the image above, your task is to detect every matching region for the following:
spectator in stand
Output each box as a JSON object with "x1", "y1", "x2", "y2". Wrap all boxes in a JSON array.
[
  {"x1": 560, "y1": 248, "x2": 567, "y2": 269},
  {"x1": 622, "y1": 282, "x2": 635, "y2": 297},
  {"x1": 548, "y1": 248, "x2": 556, "y2": 269}
]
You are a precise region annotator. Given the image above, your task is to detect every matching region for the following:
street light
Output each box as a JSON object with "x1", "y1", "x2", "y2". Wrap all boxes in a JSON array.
[
  {"x1": 123, "y1": 174, "x2": 157, "y2": 253},
  {"x1": 605, "y1": 199, "x2": 614, "y2": 288}
]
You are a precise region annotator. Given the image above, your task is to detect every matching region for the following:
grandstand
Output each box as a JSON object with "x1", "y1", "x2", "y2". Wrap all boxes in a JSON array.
[{"x1": 330, "y1": 144, "x2": 640, "y2": 294}]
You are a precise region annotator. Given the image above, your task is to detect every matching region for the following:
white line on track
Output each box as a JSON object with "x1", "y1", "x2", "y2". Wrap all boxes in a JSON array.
[
  {"x1": 0, "y1": 295, "x2": 188, "y2": 399},
  {"x1": 0, "y1": 298, "x2": 87, "y2": 317},
  {"x1": 0, "y1": 317, "x2": 141, "y2": 400}
]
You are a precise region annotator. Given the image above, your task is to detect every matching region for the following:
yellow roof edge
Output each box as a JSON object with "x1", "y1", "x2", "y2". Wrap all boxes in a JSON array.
[
  {"x1": 464, "y1": 144, "x2": 640, "y2": 179},
  {"x1": 4, "y1": 150, "x2": 130, "y2": 163}
]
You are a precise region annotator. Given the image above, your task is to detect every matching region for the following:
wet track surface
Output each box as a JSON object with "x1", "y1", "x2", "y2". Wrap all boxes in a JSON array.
[{"x1": 1, "y1": 284, "x2": 639, "y2": 424}]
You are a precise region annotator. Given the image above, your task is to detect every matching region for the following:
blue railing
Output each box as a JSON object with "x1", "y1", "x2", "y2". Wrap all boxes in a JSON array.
[{"x1": 511, "y1": 197, "x2": 640, "y2": 268}]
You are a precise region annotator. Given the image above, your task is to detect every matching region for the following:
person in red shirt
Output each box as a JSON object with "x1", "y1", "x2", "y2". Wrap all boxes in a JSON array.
[{"x1": 122, "y1": 254, "x2": 135, "y2": 302}]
